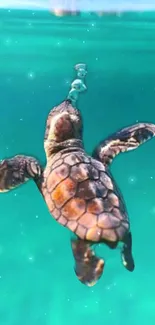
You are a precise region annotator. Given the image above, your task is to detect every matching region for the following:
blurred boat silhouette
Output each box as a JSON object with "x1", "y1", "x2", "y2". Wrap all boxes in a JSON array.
[
  {"x1": 49, "y1": 0, "x2": 120, "y2": 16},
  {"x1": 50, "y1": 9, "x2": 80, "y2": 16}
]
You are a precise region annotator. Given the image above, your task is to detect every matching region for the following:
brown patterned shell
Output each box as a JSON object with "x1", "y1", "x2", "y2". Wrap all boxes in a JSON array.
[{"x1": 42, "y1": 149, "x2": 129, "y2": 243}]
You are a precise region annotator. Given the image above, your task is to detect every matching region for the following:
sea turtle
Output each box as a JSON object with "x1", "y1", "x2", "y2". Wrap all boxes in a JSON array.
[{"x1": 1, "y1": 99, "x2": 155, "y2": 287}]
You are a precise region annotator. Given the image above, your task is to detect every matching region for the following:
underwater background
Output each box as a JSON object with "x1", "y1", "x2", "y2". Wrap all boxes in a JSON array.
[{"x1": 0, "y1": 6, "x2": 155, "y2": 325}]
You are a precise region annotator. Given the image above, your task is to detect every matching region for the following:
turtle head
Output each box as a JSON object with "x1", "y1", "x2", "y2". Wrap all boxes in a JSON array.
[{"x1": 44, "y1": 100, "x2": 83, "y2": 158}]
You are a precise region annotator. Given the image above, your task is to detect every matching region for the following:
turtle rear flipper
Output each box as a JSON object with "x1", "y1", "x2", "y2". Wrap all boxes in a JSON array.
[
  {"x1": 71, "y1": 238, "x2": 104, "y2": 286},
  {"x1": 92, "y1": 123, "x2": 155, "y2": 166},
  {"x1": 0, "y1": 155, "x2": 42, "y2": 192},
  {"x1": 121, "y1": 232, "x2": 135, "y2": 272}
]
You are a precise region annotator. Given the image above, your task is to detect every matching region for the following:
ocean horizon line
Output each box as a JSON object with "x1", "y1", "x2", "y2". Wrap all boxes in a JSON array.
[{"x1": 1, "y1": 7, "x2": 155, "y2": 14}]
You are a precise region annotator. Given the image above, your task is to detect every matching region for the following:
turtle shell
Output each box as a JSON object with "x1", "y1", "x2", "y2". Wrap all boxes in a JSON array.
[{"x1": 42, "y1": 149, "x2": 129, "y2": 243}]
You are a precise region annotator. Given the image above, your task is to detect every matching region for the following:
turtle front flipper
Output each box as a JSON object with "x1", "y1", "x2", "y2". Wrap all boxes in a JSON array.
[
  {"x1": 71, "y1": 238, "x2": 104, "y2": 287},
  {"x1": 92, "y1": 123, "x2": 155, "y2": 166},
  {"x1": 0, "y1": 155, "x2": 42, "y2": 192},
  {"x1": 121, "y1": 232, "x2": 135, "y2": 272}
]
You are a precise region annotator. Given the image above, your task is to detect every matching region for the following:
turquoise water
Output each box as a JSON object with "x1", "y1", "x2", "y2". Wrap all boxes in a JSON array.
[{"x1": 1, "y1": 8, "x2": 155, "y2": 325}]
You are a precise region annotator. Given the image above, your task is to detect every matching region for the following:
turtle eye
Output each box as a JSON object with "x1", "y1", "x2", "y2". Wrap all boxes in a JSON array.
[{"x1": 70, "y1": 114, "x2": 82, "y2": 136}]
